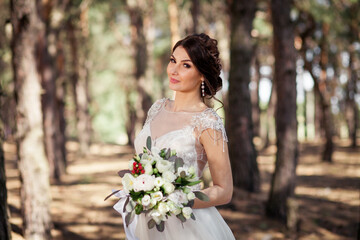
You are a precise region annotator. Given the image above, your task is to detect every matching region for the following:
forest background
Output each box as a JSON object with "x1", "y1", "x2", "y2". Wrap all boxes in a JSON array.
[{"x1": 0, "y1": 0, "x2": 359, "y2": 239}]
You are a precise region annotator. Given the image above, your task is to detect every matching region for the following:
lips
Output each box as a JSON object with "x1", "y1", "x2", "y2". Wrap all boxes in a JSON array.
[{"x1": 170, "y1": 77, "x2": 180, "y2": 84}]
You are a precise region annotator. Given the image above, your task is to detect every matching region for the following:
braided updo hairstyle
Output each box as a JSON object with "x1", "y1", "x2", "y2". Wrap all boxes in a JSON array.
[{"x1": 173, "y1": 33, "x2": 223, "y2": 105}]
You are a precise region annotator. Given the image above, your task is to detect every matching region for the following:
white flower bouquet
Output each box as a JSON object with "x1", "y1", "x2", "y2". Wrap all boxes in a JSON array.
[{"x1": 105, "y1": 136, "x2": 209, "y2": 232}]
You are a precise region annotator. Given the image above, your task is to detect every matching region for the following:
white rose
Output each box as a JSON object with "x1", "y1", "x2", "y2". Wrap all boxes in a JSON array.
[
  {"x1": 150, "y1": 209, "x2": 166, "y2": 224},
  {"x1": 141, "y1": 194, "x2": 151, "y2": 207},
  {"x1": 187, "y1": 192, "x2": 196, "y2": 201},
  {"x1": 154, "y1": 177, "x2": 165, "y2": 187},
  {"x1": 158, "y1": 202, "x2": 170, "y2": 215},
  {"x1": 182, "y1": 207, "x2": 193, "y2": 219},
  {"x1": 122, "y1": 173, "x2": 135, "y2": 193},
  {"x1": 150, "y1": 191, "x2": 163, "y2": 202},
  {"x1": 156, "y1": 160, "x2": 174, "y2": 173},
  {"x1": 168, "y1": 190, "x2": 188, "y2": 205},
  {"x1": 144, "y1": 163, "x2": 153, "y2": 175},
  {"x1": 162, "y1": 171, "x2": 177, "y2": 182},
  {"x1": 167, "y1": 201, "x2": 181, "y2": 215},
  {"x1": 188, "y1": 166, "x2": 196, "y2": 175},
  {"x1": 163, "y1": 182, "x2": 175, "y2": 194},
  {"x1": 133, "y1": 174, "x2": 155, "y2": 192}
]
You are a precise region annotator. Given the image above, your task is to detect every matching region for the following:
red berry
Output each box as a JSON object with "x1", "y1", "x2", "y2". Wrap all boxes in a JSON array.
[
  {"x1": 133, "y1": 162, "x2": 137, "y2": 166},
  {"x1": 131, "y1": 170, "x2": 135, "y2": 174},
  {"x1": 139, "y1": 165, "x2": 143, "y2": 170},
  {"x1": 141, "y1": 170, "x2": 145, "y2": 174}
]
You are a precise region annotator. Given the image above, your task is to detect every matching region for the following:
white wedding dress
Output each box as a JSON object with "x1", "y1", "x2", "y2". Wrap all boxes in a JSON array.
[{"x1": 114, "y1": 98, "x2": 235, "y2": 240}]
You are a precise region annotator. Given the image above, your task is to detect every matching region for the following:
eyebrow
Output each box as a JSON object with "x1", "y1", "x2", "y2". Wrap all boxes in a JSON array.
[{"x1": 171, "y1": 55, "x2": 192, "y2": 62}]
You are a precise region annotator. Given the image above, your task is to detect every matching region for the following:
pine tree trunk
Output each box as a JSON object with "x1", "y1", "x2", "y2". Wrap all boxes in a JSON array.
[
  {"x1": 37, "y1": 1, "x2": 66, "y2": 181},
  {"x1": 266, "y1": 0, "x2": 298, "y2": 223},
  {"x1": 168, "y1": 0, "x2": 180, "y2": 47},
  {"x1": 127, "y1": 1, "x2": 153, "y2": 132},
  {"x1": 227, "y1": 0, "x2": 260, "y2": 192},
  {"x1": 67, "y1": 4, "x2": 91, "y2": 154},
  {"x1": 0, "y1": 107, "x2": 11, "y2": 240},
  {"x1": 190, "y1": 0, "x2": 199, "y2": 34},
  {"x1": 10, "y1": 0, "x2": 52, "y2": 238},
  {"x1": 347, "y1": 4, "x2": 359, "y2": 148}
]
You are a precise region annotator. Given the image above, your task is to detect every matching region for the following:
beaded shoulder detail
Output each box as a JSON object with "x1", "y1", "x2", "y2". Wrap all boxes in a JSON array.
[
  {"x1": 144, "y1": 98, "x2": 167, "y2": 126},
  {"x1": 191, "y1": 108, "x2": 228, "y2": 143}
]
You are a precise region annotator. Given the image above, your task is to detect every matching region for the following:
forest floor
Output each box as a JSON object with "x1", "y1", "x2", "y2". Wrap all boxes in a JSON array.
[{"x1": 4, "y1": 138, "x2": 360, "y2": 240}]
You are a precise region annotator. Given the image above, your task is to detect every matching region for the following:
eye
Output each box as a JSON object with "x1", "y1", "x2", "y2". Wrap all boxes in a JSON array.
[
  {"x1": 169, "y1": 58, "x2": 176, "y2": 63},
  {"x1": 183, "y1": 63, "x2": 191, "y2": 68}
]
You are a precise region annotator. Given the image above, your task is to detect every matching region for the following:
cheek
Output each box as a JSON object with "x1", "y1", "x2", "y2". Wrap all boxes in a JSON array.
[{"x1": 166, "y1": 63, "x2": 171, "y2": 76}]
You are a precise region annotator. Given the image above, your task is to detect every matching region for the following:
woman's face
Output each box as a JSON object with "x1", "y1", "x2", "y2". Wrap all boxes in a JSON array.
[{"x1": 167, "y1": 46, "x2": 203, "y2": 96}]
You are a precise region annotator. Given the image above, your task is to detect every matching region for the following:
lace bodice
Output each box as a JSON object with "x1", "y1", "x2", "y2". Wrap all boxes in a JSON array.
[{"x1": 134, "y1": 98, "x2": 228, "y2": 178}]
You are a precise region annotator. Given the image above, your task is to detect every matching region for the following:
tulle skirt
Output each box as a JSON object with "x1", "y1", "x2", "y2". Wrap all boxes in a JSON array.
[{"x1": 114, "y1": 198, "x2": 235, "y2": 240}]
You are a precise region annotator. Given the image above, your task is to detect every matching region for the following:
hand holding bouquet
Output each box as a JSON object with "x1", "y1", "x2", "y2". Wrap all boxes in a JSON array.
[{"x1": 105, "y1": 136, "x2": 209, "y2": 232}]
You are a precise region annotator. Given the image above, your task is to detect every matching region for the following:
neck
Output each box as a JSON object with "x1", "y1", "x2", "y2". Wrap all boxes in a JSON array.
[{"x1": 171, "y1": 91, "x2": 204, "y2": 112}]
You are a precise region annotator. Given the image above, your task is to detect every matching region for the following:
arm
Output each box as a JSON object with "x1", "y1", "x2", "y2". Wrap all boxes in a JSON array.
[{"x1": 193, "y1": 129, "x2": 233, "y2": 209}]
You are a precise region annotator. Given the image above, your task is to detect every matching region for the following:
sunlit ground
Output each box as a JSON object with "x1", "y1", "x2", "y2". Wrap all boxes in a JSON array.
[{"x1": 4, "y1": 138, "x2": 359, "y2": 240}]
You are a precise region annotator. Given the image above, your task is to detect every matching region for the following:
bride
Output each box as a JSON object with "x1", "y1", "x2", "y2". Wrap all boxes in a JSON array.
[{"x1": 114, "y1": 33, "x2": 235, "y2": 240}]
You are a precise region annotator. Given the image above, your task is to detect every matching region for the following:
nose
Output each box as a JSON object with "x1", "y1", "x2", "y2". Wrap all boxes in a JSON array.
[{"x1": 168, "y1": 63, "x2": 178, "y2": 75}]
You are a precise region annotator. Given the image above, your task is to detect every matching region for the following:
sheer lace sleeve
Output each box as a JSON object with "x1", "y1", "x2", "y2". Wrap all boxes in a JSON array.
[
  {"x1": 144, "y1": 98, "x2": 166, "y2": 126},
  {"x1": 192, "y1": 109, "x2": 228, "y2": 151}
]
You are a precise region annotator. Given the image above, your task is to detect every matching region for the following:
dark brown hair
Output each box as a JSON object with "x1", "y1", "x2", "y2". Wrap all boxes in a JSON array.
[{"x1": 173, "y1": 33, "x2": 223, "y2": 105}]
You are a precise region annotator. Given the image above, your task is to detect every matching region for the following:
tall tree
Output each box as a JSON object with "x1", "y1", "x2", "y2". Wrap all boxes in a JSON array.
[
  {"x1": 226, "y1": 0, "x2": 260, "y2": 192},
  {"x1": 346, "y1": 2, "x2": 359, "y2": 148},
  {"x1": 67, "y1": 0, "x2": 92, "y2": 154},
  {"x1": 10, "y1": 0, "x2": 52, "y2": 238},
  {"x1": 37, "y1": 0, "x2": 69, "y2": 180},
  {"x1": 168, "y1": 0, "x2": 180, "y2": 47},
  {"x1": 126, "y1": 0, "x2": 153, "y2": 143},
  {"x1": 0, "y1": 88, "x2": 11, "y2": 240},
  {"x1": 266, "y1": 0, "x2": 298, "y2": 223}
]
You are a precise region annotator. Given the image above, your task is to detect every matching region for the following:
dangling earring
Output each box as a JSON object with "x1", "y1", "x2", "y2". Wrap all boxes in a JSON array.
[{"x1": 201, "y1": 81, "x2": 205, "y2": 97}]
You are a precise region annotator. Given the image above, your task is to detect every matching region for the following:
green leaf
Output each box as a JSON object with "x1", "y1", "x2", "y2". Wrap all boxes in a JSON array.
[
  {"x1": 186, "y1": 200, "x2": 194, "y2": 208},
  {"x1": 118, "y1": 169, "x2": 131, "y2": 177},
  {"x1": 190, "y1": 213, "x2": 196, "y2": 220},
  {"x1": 175, "y1": 158, "x2": 184, "y2": 172},
  {"x1": 194, "y1": 191, "x2": 210, "y2": 202},
  {"x1": 148, "y1": 219, "x2": 156, "y2": 229},
  {"x1": 165, "y1": 148, "x2": 171, "y2": 159},
  {"x1": 186, "y1": 180, "x2": 202, "y2": 186},
  {"x1": 123, "y1": 196, "x2": 130, "y2": 213},
  {"x1": 146, "y1": 136, "x2": 152, "y2": 151},
  {"x1": 156, "y1": 221, "x2": 165, "y2": 232},
  {"x1": 176, "y1": 213, "x2": 186, "y2": 223},
  {"x1": 175, "y1": 177, "x2": 182, "y2": 184},
  {"x1": 168, "y1": 155, "x2": 177, "y2": 162},
  {"x1": 125, "y1": 210, "x2": 135, "y2": 227},
  {"x1": 135, "y1": 204, "x2": 143, "y2": 215}
]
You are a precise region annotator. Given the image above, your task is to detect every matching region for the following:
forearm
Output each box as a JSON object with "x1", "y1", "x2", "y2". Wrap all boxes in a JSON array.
[{"x1": 192, "y1": 184, "x2": 233, "y2": 209}]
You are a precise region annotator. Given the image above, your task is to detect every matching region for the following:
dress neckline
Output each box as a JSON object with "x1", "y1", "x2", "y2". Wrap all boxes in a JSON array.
[{"x1": 163, "y1": 98, "x2": 210, "y2": 114}]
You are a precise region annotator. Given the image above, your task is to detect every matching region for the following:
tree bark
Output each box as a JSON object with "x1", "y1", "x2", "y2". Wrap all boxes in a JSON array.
[
  {"x1": 226, "y1": 0, "x2": 260, "y2": 192},
  {"x1": 190, "y1": 0, "x2": 199, "y2": 34},
  {"x1": 346, "y1": 3, "x2": 359, "y2": 148},
  {"x1": 37, "y1": 0, "x2": 66, "y2": 181},
  {"x1": 67, "y1": 2, "x2": 92, "y2": 154},
  {"x1": 10, "y1": 0, "x2": 52, "y2": 238},
  {"x1": 168, "y1": 0, "x2": 180, "y2": 47},
  {"x1": 266, "y1": 0, "x2": 298, "y2": 223},
  {"x1": 127, "y1": 0, "x2": 153, "y2": 136},
  {"x1": 0, "y1": 94, "x2": 11, "y2": 240}
]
